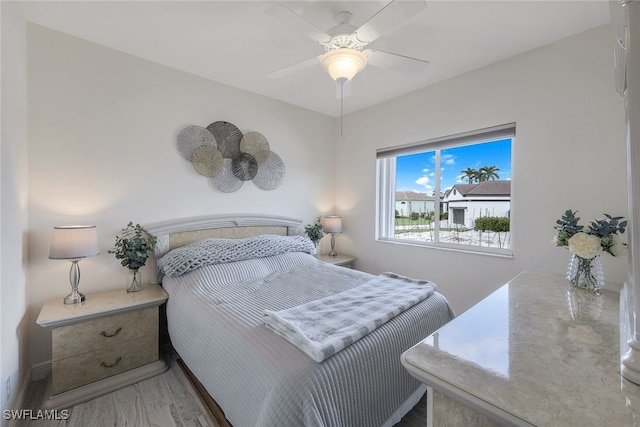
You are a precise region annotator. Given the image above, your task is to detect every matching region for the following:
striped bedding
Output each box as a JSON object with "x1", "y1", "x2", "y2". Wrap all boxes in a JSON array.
[{"x1": 162, "y1": 252, "x2": 454, "y2": 427}]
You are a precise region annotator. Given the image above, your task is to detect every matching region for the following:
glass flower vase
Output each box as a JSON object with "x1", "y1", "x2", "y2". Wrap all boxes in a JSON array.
[
  {"x1": 566, "y1": 253, "x2": 604, "y2": 293},
  {"x1": 566, "y1": 285, "x2": 604, "y2": 321},
  {"x1": 126, "y1": 269, "x2": 142, "y2": 293}
]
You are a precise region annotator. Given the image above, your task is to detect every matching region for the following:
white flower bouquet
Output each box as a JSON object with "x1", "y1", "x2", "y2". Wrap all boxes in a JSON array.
[
  {"x1": 553, "y1": 210, "x2": 627, "y2": 259},
  {"x1": 567, "y1": 232, "x2": 602, "y2": 259}
]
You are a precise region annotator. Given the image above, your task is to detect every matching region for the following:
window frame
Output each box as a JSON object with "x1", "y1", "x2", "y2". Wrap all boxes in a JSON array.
[{"x1": 375, "y1": 123, "x2": 515, "y2": 258}]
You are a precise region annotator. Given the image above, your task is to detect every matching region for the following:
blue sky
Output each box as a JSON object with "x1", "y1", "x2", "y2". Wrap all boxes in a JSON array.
[{"x1": 395, "y1": 138, "x2": 512, "y2": 194}]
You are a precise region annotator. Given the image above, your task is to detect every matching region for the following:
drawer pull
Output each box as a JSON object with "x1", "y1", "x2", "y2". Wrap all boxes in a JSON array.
[
  {"x1": 100, "y1": 357, "x2": 122, "y2": 368},
  {"x1": 100, "y1": 327, "x2": 122, "y2": 338}
]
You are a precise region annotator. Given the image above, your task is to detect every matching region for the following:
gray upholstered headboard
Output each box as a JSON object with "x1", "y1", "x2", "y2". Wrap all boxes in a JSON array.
[{"x1": 143, "y1": 214, "x2": 303, "y2": 283}]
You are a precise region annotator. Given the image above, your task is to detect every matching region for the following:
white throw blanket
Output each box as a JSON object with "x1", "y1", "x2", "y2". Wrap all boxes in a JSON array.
[{"x1": 263, "y1": 272, "x2": 437, "y2": 362}]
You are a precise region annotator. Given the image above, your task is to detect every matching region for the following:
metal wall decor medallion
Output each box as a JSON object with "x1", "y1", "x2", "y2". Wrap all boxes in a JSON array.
[{"x1": 176, "y1": 121, "x2": 285, "y2": 192}]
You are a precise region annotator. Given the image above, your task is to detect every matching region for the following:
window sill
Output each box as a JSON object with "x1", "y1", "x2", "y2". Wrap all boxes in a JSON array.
[{"x1": 375, "y1": 237, "x2": 514, "y2": 258}]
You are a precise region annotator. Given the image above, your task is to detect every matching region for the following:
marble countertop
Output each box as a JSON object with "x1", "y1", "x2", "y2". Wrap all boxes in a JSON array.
[
  {"x1": 37, "y1": 284, "x2": 168, "y2": 328},
  {"x1": 401, "y1": 271, "x2": 640, "y2": 426}
]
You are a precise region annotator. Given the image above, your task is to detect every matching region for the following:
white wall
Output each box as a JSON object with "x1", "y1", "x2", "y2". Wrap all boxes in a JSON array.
[
  {"x1": 337, "y1": 25, "x2": 627, "y2": 315},
  {"x1": 26, "y1": 25, "x2": 336, "y2": 367},
  {"x1": 1, "y1": 1, "x2": 29, "y2": 420},
  {"x1": 23, "y1": 19, "x2": 629, "y2": 376}
]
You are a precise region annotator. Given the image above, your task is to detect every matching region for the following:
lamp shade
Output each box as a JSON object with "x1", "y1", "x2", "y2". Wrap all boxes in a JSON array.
[
  {"x1": 320, "y1": 48, "x2": 367, "y2": 82},
  {"x1": 323, "y1": 216, "x2": 343, "y2": 234},
  {"x1": 49, "y1": 225, "x2": 100, "y2": 260}
]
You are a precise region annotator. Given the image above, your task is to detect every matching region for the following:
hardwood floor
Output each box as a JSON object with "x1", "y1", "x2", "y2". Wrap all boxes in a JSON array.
[
  {"x1": 13, "y1": 351, "x2": 426, "y2": 427},
  {"x1": 13, "y1": 353, "x2": 213, "y2": 427}
]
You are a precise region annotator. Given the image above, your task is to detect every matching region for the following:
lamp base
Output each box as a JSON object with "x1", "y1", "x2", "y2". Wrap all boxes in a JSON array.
[
  {"x1": 329, "y1": 233, "x2": 337, "y2": 257},
  {"x1": 64, "y1": 289, "x2": 85, "y2": 305},
  {"x1": 64, "y1": 259, "x2": 85, "y2": 304}
]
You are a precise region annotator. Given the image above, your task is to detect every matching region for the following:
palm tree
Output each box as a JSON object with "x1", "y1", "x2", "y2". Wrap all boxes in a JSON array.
[
  {"x1": 460, "y1": 167, "x2": 478, "y2": 183},
  {"x1": 478, "y1": 165, "x2": 500, "y2": 181}
]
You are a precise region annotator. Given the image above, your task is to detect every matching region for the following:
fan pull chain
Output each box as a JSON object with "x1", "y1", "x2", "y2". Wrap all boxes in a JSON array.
[{"x1": 340, "y1": 82, "x2": 344, "y2": 139}]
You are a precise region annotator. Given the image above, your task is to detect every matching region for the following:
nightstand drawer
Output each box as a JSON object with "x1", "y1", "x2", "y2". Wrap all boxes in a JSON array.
[
  {"x1": 52, "y1": 307, "x2": 158, "y2": 360},
  {"x1": 52, "y1": 335, "x2": 158, "y2": 394}
]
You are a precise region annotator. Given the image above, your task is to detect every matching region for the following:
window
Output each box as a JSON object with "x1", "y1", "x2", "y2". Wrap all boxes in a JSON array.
[{"x1": 376, "y1": 123, "x2": 514, "y2": 256}]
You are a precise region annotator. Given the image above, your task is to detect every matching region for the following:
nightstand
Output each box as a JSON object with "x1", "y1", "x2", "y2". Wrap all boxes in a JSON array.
[
  {"x1": 37, "y1": 284, "x2": 169, "y2": 409},
  {"x1": 316, "y1": 254, "x2": 356, "y2": 268}
]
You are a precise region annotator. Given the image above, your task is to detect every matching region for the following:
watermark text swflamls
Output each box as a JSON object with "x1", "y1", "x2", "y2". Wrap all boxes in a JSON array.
[{"x1": 3, "y1": 409, "x2": 70, "y2": 420}]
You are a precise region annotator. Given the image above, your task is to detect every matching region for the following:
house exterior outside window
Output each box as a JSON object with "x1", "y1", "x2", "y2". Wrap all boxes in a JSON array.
[
  {"x1": 376, "y1": 123, "x2": 514, "y2": 257},
  {"x1": 444, "y1": 181, "x2": 511, "y2": 229},
  {"x1": 395, "y1": 191, "x2": 438, "y2": 218}
]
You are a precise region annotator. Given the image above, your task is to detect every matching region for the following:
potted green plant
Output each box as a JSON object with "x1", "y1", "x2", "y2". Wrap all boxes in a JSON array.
[
  {"x1": 304, "y1": 216, "x2": 324, "y2": 254},
  {"x1": 108, "y1": 222, "x2": 157, "y2": 292}
]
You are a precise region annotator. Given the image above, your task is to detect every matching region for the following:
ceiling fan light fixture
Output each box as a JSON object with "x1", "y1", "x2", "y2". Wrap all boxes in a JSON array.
[{"x1": 320, "y1": 48, "x2": 367, "y2": 82}]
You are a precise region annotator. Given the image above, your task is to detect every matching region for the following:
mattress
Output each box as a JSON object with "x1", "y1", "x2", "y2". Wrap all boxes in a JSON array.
[{"x1": 162, "y1": 252, "x2": 453, "y2": 427}]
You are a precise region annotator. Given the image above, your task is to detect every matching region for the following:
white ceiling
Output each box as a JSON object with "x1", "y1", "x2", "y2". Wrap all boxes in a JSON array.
[{"x1": 19, "y1": 0, "x2": 611, "y2": 117}]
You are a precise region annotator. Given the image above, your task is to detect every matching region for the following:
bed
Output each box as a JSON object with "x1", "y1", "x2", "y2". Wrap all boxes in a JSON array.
[{"x1": 145, "y1": 214, "x2": 454, "y2": 427}]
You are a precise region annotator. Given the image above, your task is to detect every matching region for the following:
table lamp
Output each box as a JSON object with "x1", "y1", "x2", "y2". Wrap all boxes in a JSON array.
[
  {"x1": 49, "y1": 225, "x2": 100, "y2": 304},
  {"x1": 323, "y1": 216, "x2": 343, "y2": 257}
]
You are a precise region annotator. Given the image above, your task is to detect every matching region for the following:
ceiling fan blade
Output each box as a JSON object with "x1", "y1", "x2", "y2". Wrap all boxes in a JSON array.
[
  {"x1": 365, "y1": 49, "x2": 430, "y2": 74},
  {"x1": 266, "y1": 56, "x2": 321, "y2": 79},
  {"x1": 266, "y1": 4, "x2": 331, "y2": 43},
  {"x1": 355, "y1": 0, "x2": 427, "y2": 44}
]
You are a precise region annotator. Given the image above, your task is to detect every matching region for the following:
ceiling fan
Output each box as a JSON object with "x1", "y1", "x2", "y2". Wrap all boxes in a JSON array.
[{"x1": 265, "y1": 0, "x2": 430, "y2": 88}]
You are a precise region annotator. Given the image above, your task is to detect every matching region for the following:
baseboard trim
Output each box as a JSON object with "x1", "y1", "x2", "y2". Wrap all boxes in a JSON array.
[
  {"x1": 7, "y1": 366, "x2": 33, "y2": 427},
  {"x1": 31, "y1": 361, "x2": 51, "y2": 382},
  {"x1": 41, "y1": 359, "x2": 168, "y2": 410}
]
